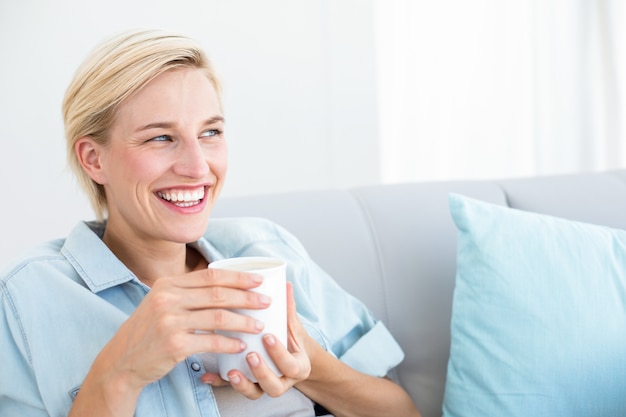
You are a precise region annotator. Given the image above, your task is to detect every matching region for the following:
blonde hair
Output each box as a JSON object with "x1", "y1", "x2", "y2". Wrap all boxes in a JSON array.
[{"x1": 62, "y1": 29, "x2": 222, "y2": 220}]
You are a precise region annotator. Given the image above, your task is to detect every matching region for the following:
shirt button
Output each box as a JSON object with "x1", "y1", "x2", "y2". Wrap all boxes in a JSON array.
[{"x1": 190, "y1": 362, "x2": 201, "y2": 372}]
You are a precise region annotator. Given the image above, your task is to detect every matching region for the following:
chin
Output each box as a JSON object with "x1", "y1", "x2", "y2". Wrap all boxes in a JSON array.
[{"x1": 173, "y1": 221, "x2": 210, "y2": 243}]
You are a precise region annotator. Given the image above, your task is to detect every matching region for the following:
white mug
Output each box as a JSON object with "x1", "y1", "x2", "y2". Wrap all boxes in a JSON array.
[{"x1": 208, "y1": 256, "x2": 287, "y2": 382}]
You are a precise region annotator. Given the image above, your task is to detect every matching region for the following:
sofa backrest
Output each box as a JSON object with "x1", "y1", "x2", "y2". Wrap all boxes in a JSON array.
[{"x1": 211, "y1": 170, "x2": 626, "y2": 417}]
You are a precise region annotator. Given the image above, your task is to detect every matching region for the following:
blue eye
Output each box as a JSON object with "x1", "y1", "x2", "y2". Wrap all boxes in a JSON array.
[
  {"x1": 150, "y1": 135, "x2": 171, "y2": 142},
  {"x1": 200, "y1": 129, "x2": 223, "y2": 138}
]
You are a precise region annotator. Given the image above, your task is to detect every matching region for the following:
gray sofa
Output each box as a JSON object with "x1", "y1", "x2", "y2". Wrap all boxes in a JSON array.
[{"x1": 211, "y1": 169, "x2": 626, "y2": 417}]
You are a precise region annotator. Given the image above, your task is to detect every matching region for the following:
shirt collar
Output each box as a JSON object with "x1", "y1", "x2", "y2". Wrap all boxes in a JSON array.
[
  {"x1": 61, "y1": 221, "x2": 136, "y2": 293},
  {"x1": 60, "y1": 221, "x2": 225, "y2": 293}
]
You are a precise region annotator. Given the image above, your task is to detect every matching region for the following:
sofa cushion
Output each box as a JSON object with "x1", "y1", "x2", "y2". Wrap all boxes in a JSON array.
[{"x1": 443, "y1": 194, "x2": 626, "y2": 416}]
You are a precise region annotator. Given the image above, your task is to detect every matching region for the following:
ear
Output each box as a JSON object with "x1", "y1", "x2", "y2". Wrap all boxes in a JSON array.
[{"x1": 75, "y1": 137, "x2": 108, "y2": 185}]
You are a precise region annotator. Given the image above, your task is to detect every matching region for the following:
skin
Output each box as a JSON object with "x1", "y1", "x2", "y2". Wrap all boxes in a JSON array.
[{"x1": 70, "y1": 67, "x2": 421, "y2": 417}]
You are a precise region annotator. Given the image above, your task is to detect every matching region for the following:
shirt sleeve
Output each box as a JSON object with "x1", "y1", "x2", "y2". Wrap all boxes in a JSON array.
[
  {"x1": 0, "y1": 280, "x2": 48, "y2": 416},
  {"x1": 336, "y1": 320, "x2": 404, "y2": 377}
]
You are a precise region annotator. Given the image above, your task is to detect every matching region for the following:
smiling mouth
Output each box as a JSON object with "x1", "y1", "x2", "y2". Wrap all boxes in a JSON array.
[{"x1": 156, "y1": 187, "x2": 206, "y2": 208}]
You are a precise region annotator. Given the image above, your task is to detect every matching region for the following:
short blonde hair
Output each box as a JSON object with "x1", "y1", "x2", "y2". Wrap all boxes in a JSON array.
[{"x1": 62, "y1": 29, "x2": 222, "y2": 220}]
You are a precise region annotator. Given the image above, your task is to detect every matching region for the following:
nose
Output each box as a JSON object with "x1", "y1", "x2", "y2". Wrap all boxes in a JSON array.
[{"x1": 173, "y1": 138, "x2": 210, "y2": 179}]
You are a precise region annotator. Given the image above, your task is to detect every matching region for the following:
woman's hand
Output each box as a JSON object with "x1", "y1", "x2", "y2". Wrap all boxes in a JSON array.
[
  {"x1": 70, "y1": 267, "x2": 271, "y2": 417},
  {"x1": 112, "y1": 267, "x2": 271, "y2": 388},
  {"x1": 192, "y1": 281, "x2": 420, "y2": 417},
  {"x1": 201, "y1": 282, "x2": 313, "y2": 399}
]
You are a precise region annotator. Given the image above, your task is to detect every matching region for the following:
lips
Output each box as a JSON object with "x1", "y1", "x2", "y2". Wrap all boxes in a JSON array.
[{"x1": 156, "y1": 186, "x2": 206, "y2": 207}]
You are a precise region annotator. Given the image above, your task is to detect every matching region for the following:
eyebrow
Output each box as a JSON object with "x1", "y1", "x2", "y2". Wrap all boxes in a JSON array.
[{"x1": 135, "y1": 116, "x2": 225, "y2": 132}]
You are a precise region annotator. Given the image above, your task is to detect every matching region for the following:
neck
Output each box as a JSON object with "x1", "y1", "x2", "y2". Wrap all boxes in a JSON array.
[{"x1": 102, "y1": 228, "x2": 206, "y2": 287}]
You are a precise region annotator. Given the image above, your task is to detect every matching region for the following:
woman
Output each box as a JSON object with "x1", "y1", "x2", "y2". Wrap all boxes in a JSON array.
[{"x1": 0, "y1": 29, "x2": 420, "y2": 417}]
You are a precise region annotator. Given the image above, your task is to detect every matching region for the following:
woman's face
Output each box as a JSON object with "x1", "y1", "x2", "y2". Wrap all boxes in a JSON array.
[{"x1": 95, "y1": 67, "x2": 227, "y2": 245}]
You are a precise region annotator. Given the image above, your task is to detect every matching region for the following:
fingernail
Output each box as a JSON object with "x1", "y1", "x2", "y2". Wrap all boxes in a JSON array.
[
  {"x1": 259, "y1": 294, "x2": 272, "y2": 305},
  {"x1": 255, "y1": 320, "x2": 265, "y2": 331},
  {"x1": 264, "y1": 334, "x2": 276, "y2": 346},
  {"x1": 251, "y1": 274, "x2": 263, "y2": 284},
  {"x1": 229, "y1": 373, "x2": 241, "y2": 385},
  {"x1": 239, "y1": 342, "x2": 247, "y2": 351},
  {"x1": 247, "y1": 352, "x2": 260, "y2": 367}
]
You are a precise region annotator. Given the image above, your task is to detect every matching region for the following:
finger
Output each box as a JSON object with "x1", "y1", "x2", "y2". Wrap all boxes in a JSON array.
[
  {"x1": 200, "y1": 372, "x2": 230, "y2": 386},
  {"x1": 184, "y1": 331, "x2": 247, "y2": 357},
  {"x1": 176, "y1": 267, "x2": 264, "y2": 290},
  {"x1": 182, "y1": 285, "x2": 272, "y2": 311},
  {"x1": 227, "y1": 370, "x2": 265, "y2": 400},
  {"x1": 263, "y1": 333, "x2": 310, "y2": 381},
  {"x1": 246, "y1": 351, "x2": 290, "y2": 397},
  {"x1": 188, "y1": 309, "x2": 266, "y2": 335},
  {"x1": 154, "y1": 268, "x2": 270, "y2": 311},
  {"x1": 286, "y1": 282, "x2": 303, "y2": 353}
]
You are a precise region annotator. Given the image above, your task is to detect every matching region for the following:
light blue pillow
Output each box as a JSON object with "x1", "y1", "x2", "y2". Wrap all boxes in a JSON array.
[{"x1": 443, "y1": 194, "x2": 626, "y2": 417}]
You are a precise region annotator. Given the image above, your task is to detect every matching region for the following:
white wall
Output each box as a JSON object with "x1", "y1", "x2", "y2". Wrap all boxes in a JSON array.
[
  {"x1": 0, "y1": 0, "x2": 379, "y2": 266},
  {"x1": 373, "y1": 0, "x2": 626, "y2": 184}
]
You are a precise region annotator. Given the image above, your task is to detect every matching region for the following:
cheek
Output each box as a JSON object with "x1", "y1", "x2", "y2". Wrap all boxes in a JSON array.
[
  {"x1": 210, "y1": 144, "x2": 229, "y2": 176},
  {"x1": 110, "y1": 151, "x2": 164, "y2": 184}
]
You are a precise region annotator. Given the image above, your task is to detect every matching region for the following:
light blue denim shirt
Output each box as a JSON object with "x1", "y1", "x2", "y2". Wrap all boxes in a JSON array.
[{"x1": 0, "y1": 217, "x2": 404, "y2": 417}]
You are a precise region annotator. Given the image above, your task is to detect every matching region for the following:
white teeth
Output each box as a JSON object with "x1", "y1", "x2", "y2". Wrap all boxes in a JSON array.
[{"x1": 157, "y1": 187, "x2": 205, "y2": 205}]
